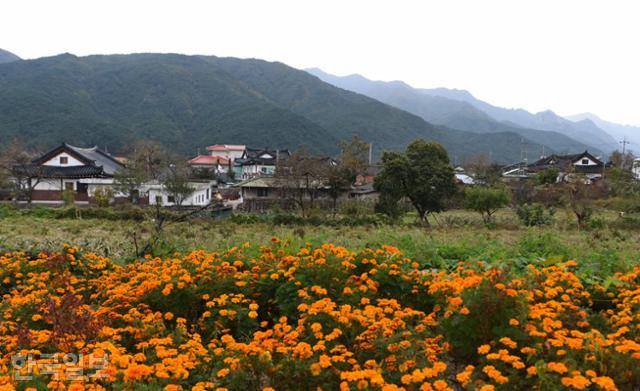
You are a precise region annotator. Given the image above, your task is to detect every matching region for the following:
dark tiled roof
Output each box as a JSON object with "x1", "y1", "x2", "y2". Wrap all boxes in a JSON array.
[
  {"x1": 65, "y1": 144, "x2": 123, "y2": 175},
  {"x1": 527, "y1": 151, "x2": 604, "y2": 174},
  {"x1": 32, "y1": 143, "x2": 124, "y2": 176},
  {"x1": 15, "y1": 164, "x2": 107, "y2": 178},
  {"x1": 236, "y1": 148, "x2": 291, "y2": 166}
]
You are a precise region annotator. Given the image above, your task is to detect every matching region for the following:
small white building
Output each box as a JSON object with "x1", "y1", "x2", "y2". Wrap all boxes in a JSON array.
[
  {"x1": 633, "y1": 158, "x2": 640, "y2": 180},
  {"x1": 145, "y1": 180, "x2": 217, "y2": 207}
]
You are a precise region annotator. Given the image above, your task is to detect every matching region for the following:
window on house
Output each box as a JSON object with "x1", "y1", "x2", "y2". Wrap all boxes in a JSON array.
[
  {"x1": 257, "y1": 188, "x2": 269, "y2": 197},
  {"x1": 581, "y1": 159, "x2": 589, "y2": 165},
  {"x1": 64, "y1": 182, "x2": 74, "y2": 191},
  {"x1": 60, "y1": 156, "x2": 68, "y2": 165},
  {"x1": 168, "y1": 195, "x2": 175, "y2": 203},
  {"x1": 155, "y1": 195, "x2": 163, "y2": 204}
]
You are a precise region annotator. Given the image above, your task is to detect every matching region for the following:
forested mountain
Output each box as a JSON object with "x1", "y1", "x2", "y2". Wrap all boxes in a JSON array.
[
  {"x1": 306, "y1": 68, "x2": 605, "y2": 156},
  {"x1": 0, "y1": 49, "x2": 20, "y2": 64},
  {"x1": 567, "y1": 113, "x2": 640, "y2": 154},
  {"x1": 0, "y1": 53, "x2": 548, "y2": 162}
]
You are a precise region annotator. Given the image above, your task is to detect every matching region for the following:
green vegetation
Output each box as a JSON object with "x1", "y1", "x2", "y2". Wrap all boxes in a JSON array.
[
  {"x1": 0, "y1": 53, "x2": 562, "y2": 162},
  {"x1": 1, "y1": 206, "x2": 639, "y2": 276},
  {"x1": 374, "y1": 140, "x2": 456, "y2": 222},
  {"x1": 464, "y1": 186, "x2": 511, "y2": 224}
]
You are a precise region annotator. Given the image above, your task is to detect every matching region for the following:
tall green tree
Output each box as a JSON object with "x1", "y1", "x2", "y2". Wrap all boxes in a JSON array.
[{"x1": 374, "y1": 140, "x2": 456, "y2": 223}]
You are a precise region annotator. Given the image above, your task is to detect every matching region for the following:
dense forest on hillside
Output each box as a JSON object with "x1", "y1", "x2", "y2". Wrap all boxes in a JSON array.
[{"x1": 0, "y1": 53, "x2": 542, "y2": 162}]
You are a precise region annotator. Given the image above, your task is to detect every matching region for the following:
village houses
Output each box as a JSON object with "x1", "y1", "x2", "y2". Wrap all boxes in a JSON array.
[
  {"x1": 9, "y1": 143, "x2": 636, "y2": 209},
  {"x1": 502, "y1": 151, "x2": 606, "y2": 183}
]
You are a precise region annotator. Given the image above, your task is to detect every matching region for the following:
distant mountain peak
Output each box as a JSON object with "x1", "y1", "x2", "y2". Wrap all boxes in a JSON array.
[
  {"x1": 0, "y1": 48, "x2": 21, "y2": 64},
  {"x1": 424, "y1": 87, "x2": 476, "y2": 101}
]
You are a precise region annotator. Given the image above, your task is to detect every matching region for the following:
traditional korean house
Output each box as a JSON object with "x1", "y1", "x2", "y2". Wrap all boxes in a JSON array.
[
  {"x1": 502, "y1": 151, "x2": 606, "y2": 183},
  {"x1": 17, "y1": 143, "x2": 124, "y2": 204},
  {"x1": 233, "y1": 148, "x2": 291, "y2": 180}
]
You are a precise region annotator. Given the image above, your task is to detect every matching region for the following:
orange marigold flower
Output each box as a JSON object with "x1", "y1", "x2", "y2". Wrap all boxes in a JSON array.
[
  {"x1": 561, "y1": 375, "x2": 591, "y2": 390},
  {"x1": 592, "y1": 376, "x2": 618, "y2": 391},
  {"x1": 478, "y1": 344, "x2": 491, "y2": 355},
  {"x1": 547, "y1": 362, "x2": 568, "y2": 374}
]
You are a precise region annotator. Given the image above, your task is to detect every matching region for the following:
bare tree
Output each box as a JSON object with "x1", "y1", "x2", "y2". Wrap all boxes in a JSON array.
[
  {"x1": 609, "y1": 150, "x2": 635, "y2": 170},
  {"x1": 325, "y1": 136, "x2": 370, "y2": 213},
  {"x1": 114, "y1": 140, "x2": 169, "y2": 203},
  {"x1": 463, "y1": 153, "x2": 502, "y2": 185},
  {"x1": 0, "y1": 140, "x2": 44, "y2": 204},
  {"x1": 163, "y1": 162, "x2": 195, "y2": 209},
  {"x1": 275, "y1": 147, "x2": 327, "y2": 216}
]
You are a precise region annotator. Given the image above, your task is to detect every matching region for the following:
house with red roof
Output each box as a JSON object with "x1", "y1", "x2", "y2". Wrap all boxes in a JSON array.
[
  {"x1": 187, "y1": 144, "x2": 246, "y2": 173},
  {"x1": 206, "y1": 144, "x2": 246, "y2": 161}
]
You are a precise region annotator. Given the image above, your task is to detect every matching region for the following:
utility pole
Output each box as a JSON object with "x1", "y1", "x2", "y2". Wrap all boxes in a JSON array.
[
  {"x1": 620, "y1": 137, "x2": 630, "y2": 156},
  {"x1": 520, "y1": 138, "x2": 528, "y2": 176},
  {"x1": 368, "y1": 143, "x2": 373, "y2": 165}
]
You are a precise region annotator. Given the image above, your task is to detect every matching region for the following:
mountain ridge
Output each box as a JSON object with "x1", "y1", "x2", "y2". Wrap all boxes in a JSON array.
[
  {"x1": 0, "y1": 52, "x2": 545, "y2": 163},
  {"x1": 306, "y1": 68, "x2": 603, "y2": 157},
  {"x1": 567, "y1": 113, "x2": 640, "y2": 153},
  {"x1": 0, "y1": 48, "x2": 21, "y2": 64},
  {"x1": 417, "y1": 86, "x2": 617, "y2": 152}
]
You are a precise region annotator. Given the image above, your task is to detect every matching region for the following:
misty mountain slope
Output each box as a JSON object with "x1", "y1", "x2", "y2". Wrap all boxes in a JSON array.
[
  {"x1": 419, "y1": 87, "x2": 617, "y2": 152},
  {"x1": 568, "y1": 113, "x2": 640, "y2": 153},
  {"x1": 307, "y1": 68, "x2": 601, "y2": 155},
  {"x1": 0, "y1": 49, "x2": 20, "y2": 64},
  {"x1": 0, "y1": 52, "x2": 539, "y2": 162},
  {"x1": 306, "y1": 68, "x2": 493, "y2": 125}
]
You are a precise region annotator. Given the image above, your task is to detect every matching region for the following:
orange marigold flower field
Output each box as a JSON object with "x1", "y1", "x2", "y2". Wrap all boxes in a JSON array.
[{"x1": 0, "y1": 240, "x2": 639, "y2": 390}]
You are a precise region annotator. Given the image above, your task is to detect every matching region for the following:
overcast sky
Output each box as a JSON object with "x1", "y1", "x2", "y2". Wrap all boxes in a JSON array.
[{"x1": 2, "y1": 0, "x2": 639, "y2": 126}]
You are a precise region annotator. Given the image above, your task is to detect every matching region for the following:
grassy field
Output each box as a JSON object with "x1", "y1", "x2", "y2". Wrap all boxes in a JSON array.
[
  {"x1": 1, "y1": 208, "x2": 638, "y2": 275},
  {"x1": 2, "y1": 208, "x2": 640, "y2": 389}
]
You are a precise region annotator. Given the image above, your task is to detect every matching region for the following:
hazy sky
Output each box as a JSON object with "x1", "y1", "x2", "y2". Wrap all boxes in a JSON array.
[{"x1": 2, "y1": 0, "x2": 640, "y2": 126}]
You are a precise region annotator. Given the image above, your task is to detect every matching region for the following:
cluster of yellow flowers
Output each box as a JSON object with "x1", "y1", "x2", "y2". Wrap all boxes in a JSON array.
[{"x1": 0, "y1": 241, "x2": 638, "y2": 390}]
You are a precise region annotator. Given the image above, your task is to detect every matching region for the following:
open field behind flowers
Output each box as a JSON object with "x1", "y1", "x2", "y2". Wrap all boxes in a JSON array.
[
  {"x1": 1, "y1": 211, "x2": 640, "y2": 270},
  {"x1": 1, "y1": 235, "x2": 640, "y2": 390}
]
